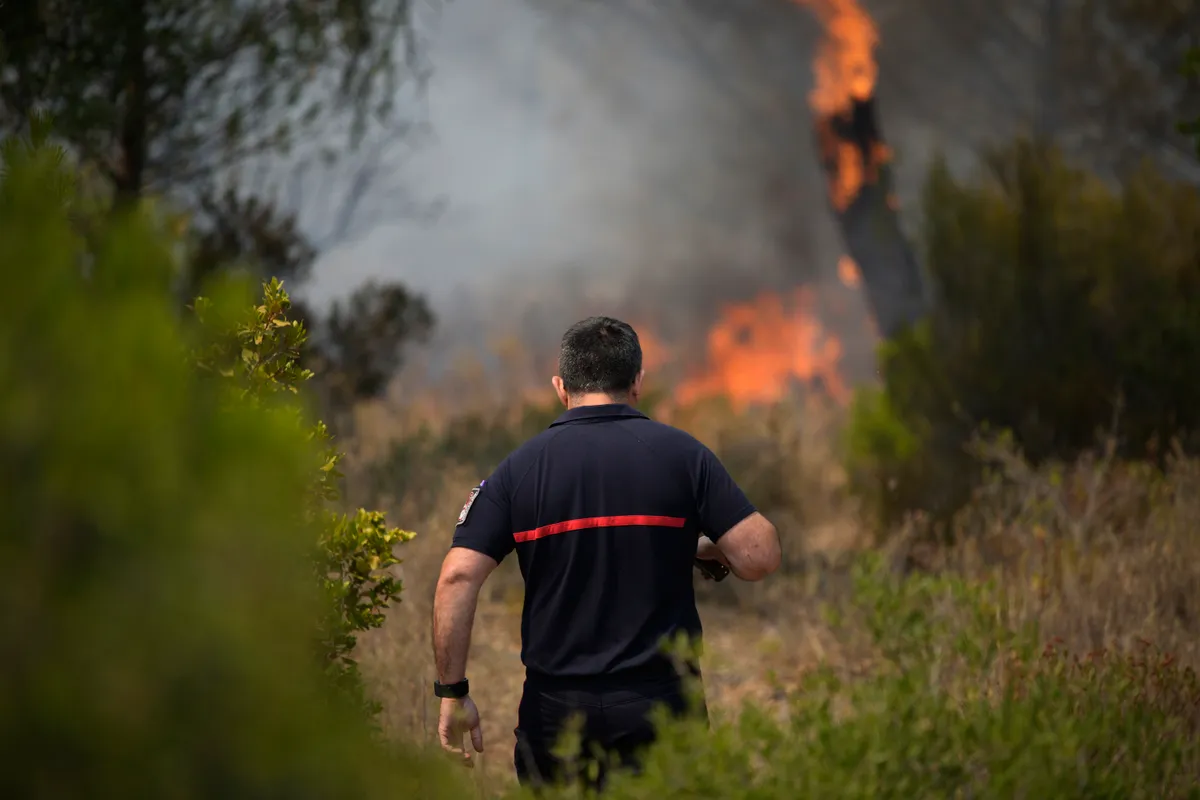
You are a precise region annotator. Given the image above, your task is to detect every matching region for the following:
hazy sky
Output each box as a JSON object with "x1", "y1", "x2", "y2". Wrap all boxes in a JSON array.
[{"x1": 305, "y1": 0, "x2": 692, "y2": 307}]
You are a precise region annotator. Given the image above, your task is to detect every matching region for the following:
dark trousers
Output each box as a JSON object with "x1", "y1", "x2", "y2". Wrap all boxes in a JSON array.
[{"x1": 513, "y1": 672, "x2": 706, "y2": 793}]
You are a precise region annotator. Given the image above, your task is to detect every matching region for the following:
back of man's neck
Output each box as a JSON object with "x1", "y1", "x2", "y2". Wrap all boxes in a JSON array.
[{"x1": 569, "y1": 392, "x2": 630, "y2": 409}]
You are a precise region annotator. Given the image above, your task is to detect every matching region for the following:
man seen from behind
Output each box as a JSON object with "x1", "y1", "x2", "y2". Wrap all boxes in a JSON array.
[{"x1": 431, "y1": 316, "x2": 782, "y2": 792}]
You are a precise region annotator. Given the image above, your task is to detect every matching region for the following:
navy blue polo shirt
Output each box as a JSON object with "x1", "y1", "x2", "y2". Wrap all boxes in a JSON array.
[{"x1": 451, "y1": 403, "x2": 756, "y2": 682}]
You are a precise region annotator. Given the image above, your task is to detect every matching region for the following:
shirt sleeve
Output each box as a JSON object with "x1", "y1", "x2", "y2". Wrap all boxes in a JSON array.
[
  {"x1": 695, "y1": 445, "x2": 757, "y2": 541},
  {"x1": 450, "y1": 461, "x2": 515, "y2": 564}
]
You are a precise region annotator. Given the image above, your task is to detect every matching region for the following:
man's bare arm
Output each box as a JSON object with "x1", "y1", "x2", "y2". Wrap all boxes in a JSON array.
[
  {"x1": 712, "y1": 512, "x2": 781, "y2": 582},
  {"x1": 432, "y1": 547, "x2": 499, "y2": 683}
]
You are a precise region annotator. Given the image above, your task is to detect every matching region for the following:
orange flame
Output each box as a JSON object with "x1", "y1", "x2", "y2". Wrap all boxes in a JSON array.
[
  {"x1": 793, "y1": 0, "x2": 889, "y2": 210},
  {"x1": 672, "y1": 289, "x2": 848, "y2": 409},
  {"x1": 837, "y1": 254, "x2": 861, "y2": 288},
  {"x1": 653, "y1": 2, "x2": 886, "y2": 410},
  {"x1": 800, "y1": 0, "x2": 877, "y2": 115}
]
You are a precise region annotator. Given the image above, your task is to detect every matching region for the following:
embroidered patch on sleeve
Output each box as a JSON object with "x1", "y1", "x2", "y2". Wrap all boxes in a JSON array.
[{"x1": 457, "y1": 481, "x2": 484, "y2": 526}]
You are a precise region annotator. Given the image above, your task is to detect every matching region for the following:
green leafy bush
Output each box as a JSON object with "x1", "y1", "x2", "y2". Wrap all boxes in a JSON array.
[
  {"x1": 193, "y1": 277, "x2": 415, "y2": 716},
  {"x1": 846, "y1": 140, "x2": 1200, "y2": 525},
  {"x1": 0, "y1": 132, "x2": 467, "y2": 795},
  {"x1": 512, "y1": 555, "x2": 1200, "y2": 799}
]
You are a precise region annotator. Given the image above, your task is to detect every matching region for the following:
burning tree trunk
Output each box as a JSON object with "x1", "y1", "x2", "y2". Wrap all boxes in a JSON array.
[
  {"x1": 800, "y1": 0, "x2": 928, "y2": 339},
  {"x1": 818, "y1": 97, "x2": 927, "y2": 338}
]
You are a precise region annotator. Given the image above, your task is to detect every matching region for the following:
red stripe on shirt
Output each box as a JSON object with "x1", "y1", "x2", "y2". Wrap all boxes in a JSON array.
[{"x1": 513, "y1": 514, "x2": 686, "y2": 543}]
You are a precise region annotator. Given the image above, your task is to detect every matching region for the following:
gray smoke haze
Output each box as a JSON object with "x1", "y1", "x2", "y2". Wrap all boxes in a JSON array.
[{"x1": 299, "y1": 0, "x2": 1042, "y2": 386}]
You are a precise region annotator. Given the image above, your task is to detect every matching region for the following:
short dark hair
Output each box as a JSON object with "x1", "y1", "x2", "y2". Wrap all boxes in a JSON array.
[{"x1": 558, "y1": 316, "x2": 643, "y2": 397}]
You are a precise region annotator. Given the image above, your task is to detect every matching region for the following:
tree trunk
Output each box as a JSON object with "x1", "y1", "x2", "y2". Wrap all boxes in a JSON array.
[
  {"x1": 814, "y1": 95, "x2": 928, "y2": 339},
  {"x1": 115, "y1": 0, "x2": 148, "y2": 205}
]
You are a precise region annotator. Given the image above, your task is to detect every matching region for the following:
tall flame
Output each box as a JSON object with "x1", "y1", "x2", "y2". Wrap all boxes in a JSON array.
[
  {"x1": 644, "y1": 0, "x2": 885, "y2": 411},
  {"x1": 801, "y1": 0, "x2": 877, "y2": 115},
  {"x1": 793, "y1": 0, "x2": 889, "y2": 210}
]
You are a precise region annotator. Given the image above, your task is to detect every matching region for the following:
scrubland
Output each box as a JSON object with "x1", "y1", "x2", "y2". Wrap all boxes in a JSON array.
[
  {"x1": 353, "y1": 389, "x2": 1200, "y2": 797},
  {"x1": 9, "y1": 127, "x2": 1200, "y2": 797}
]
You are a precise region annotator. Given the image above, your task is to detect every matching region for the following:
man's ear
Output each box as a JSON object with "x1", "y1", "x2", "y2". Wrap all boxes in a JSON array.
[
  {"x1": 552, "y1": 376, "x2": 570, "y2": 408},
  {"x1": 630, "y1": 369, "x2": 645, "y2": 403}
]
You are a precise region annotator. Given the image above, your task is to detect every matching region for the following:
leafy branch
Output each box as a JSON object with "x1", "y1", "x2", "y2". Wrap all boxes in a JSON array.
[{"x1": 193, "y1": 277, "x2": 416, "y2": 718}]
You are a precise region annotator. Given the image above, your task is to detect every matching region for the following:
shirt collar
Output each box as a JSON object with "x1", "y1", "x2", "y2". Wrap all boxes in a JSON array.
[{"x1": 549, "y1": 403, "x2": 648, "y2": 427}]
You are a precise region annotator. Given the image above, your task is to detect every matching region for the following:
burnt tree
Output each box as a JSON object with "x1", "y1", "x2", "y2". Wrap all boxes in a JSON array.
[{"x1": 815, "y1": 93, "x2": 928, "y2": 338}]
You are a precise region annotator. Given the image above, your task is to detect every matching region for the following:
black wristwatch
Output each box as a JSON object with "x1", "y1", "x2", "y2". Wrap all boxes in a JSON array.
[
  {"x1": 433, "y1": 679, "x2": 470, "y2": 699},
  {"x1": 694, "y1": 557, "x2": 730, "y2": 582}
]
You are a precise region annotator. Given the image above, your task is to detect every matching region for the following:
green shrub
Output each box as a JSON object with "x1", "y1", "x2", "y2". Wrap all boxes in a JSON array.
[
  {"x1": 846, "y1": 140, "x2": 1200, "y2": 525},
  {"x1": 512, "y1": 555, "x2": 1200, "y2": 799},
  {"x1": 0, "y1": 132, "x2": 467, "y2": 795},
  {"x1": 193, "y1": 276, "x2": 415, "y2": 717}
]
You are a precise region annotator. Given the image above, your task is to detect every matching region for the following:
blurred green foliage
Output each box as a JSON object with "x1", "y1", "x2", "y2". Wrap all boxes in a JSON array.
[
  {"x1": 846, "y1": 139, "x2": 1200, "y2": 525},
  {"x1": 512, "y1": 554, "x2": 1200, "y2": 799},
  {"x1": 0, "y1": 131, "x2": 467, "y2": 796},
  {"x1": 192, "y1": 276, "x2": 416, "y2": 718},
  {"x1": 0, "y1": 1, "x2": 438, "y2": 421}
]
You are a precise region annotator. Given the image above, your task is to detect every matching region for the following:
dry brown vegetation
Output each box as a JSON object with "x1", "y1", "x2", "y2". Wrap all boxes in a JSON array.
[{"x1": 345, "y1": 386, "x2": 1200, "y2": 792}]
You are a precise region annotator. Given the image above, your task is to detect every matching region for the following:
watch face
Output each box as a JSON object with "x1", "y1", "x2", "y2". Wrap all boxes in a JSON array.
[{"x1": 694, "y1": 558, "x2": 729, "y2": 581}]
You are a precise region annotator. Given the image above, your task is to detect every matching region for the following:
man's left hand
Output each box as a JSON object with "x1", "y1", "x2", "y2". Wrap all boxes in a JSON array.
[
  {"x1": 438, "y1": 696, "x2": 484, "y2": 765},
  {"x1": 696, "y1": 535, "x2": 729, "y2": 566}
]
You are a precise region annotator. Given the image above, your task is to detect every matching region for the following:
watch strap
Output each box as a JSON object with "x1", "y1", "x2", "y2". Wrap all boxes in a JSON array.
[{"x1": 434, "y1": 679, "x2": 470, "y2": 699}]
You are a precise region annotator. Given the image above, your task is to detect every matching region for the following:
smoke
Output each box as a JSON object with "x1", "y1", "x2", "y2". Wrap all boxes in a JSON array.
[
  {"x1": 300, "y1": 0, "x2": 1045, "y2": 388},
  {"x1": 300, "y1": 0, "x2": 874, "y2": 379}
]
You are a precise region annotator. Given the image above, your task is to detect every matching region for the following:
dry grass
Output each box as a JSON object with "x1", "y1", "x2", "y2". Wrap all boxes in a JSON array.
[{"x1": 349, "y1": 392, "x2": 1200, "y2": 792}]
